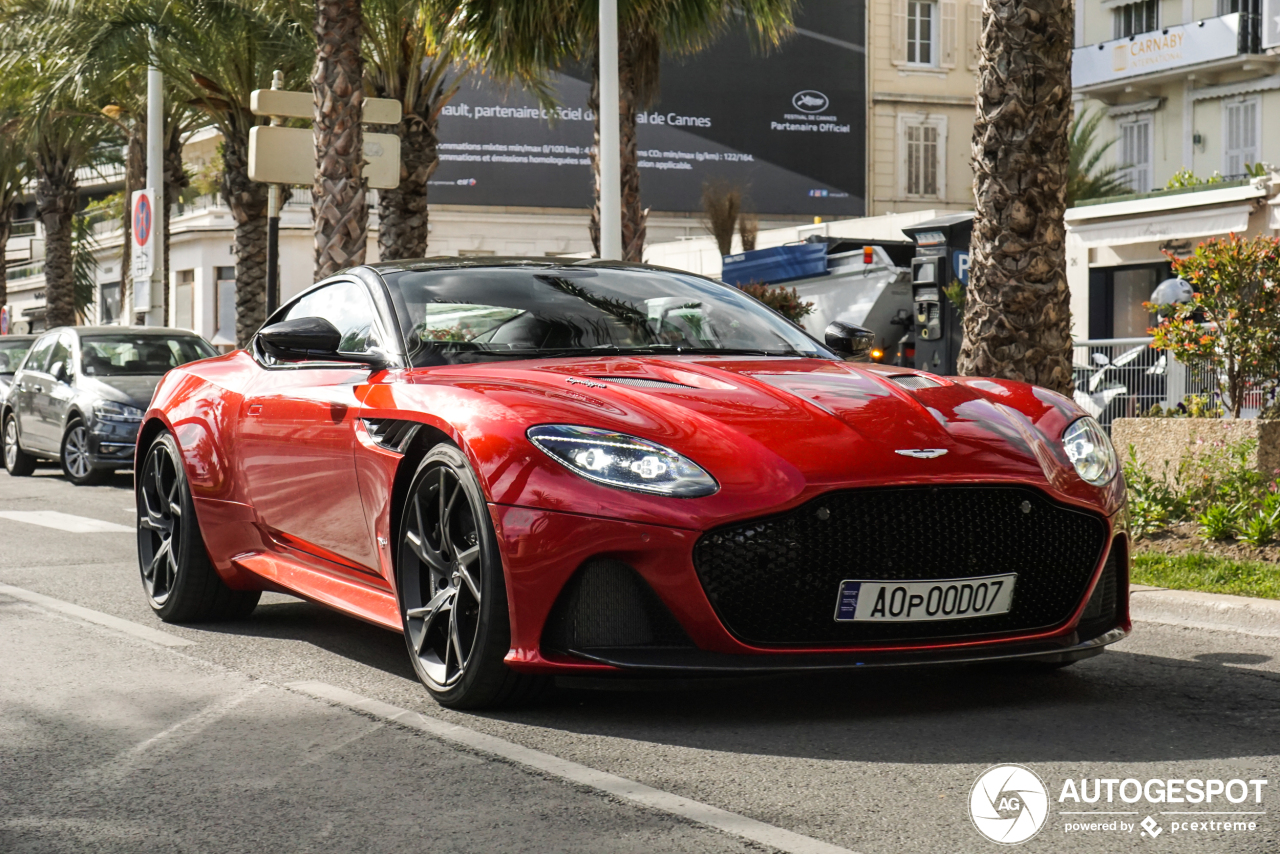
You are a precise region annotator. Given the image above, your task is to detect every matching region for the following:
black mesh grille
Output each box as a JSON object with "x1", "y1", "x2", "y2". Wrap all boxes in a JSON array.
[
  {"x1": 543, "y1": 560, "x2": 693, "y2": 651},
  {"x1": 1078, "y1": 542, "x2": 1122, "y2": 641},
  {"x1": 692, "y1": 485, "x2": 1108, "y2": 645}
]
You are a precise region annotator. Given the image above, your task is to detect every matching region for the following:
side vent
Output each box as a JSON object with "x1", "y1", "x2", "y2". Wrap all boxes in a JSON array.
[
  {"x1": 889, "y1": 374, "x2": 942, "y2": 390},
  {"x1": 543, "y1": 560, "x2": 694, "y2": 651},
  {"x1": 1077, "y1": 542, "x2": 1122, "y2": 640},
  {"x1": 362, "y1": 419, "x2": 421, "y2": 454},
  {"x1": 591, "y1": 376, "x2": 693, "y2": 390}
]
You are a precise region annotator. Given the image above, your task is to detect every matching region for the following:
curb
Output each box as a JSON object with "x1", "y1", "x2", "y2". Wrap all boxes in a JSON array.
[{"x1": 1129, "y1": 584, "x2": 1280, "y2": 639}]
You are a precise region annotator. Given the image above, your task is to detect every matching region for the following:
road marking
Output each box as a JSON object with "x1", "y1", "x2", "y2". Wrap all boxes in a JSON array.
[
  {"x1": 0, "y1": 510, "x2": 134, "y2": 533},
  {"x1": 288, "y1": 681, "x2": 859, "y2": 854},
  {"x1": 0, "y1": 583, "x2": 194, "y2": 647}
]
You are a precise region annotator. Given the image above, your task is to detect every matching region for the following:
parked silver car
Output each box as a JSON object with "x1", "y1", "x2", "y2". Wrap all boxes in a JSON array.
[
  {"x1": 2, "y1": 326, "x2": 217, "y2": 484},
  {"x1": 0, "y1": 335, "x2": 37, "y2": 408}
]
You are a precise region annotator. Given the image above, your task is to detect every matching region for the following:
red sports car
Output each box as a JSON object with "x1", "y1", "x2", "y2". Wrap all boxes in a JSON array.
[{"x1": 136, "y1": 260, "x2": 1128, "y2": 708}]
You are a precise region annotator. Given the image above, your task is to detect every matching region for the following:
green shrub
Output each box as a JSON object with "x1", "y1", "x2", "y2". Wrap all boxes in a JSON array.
[
  {"x1": 1238, "y1": 511, "x2": 1278, "y2": 547},
  {"x1": 1197, "y1": 504, "x2": 1244, "y2": 541}
]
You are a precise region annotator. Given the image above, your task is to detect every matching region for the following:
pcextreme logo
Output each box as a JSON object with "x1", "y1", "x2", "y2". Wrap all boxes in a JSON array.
[
  {"x1": 968, "y1": 764, "x2": 1269, "y2": 844},
  {"x1": 970, "y1": 764, "x2": 1050, "y2": 844}
]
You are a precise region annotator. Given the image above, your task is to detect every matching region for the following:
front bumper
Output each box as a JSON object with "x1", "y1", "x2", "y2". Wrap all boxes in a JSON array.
[
  {"x1": 492, "y1": 499, "x2": 1130, "y2": 676},
  {"x1": 88, "y1": 418, "x2": 141, "y2": 468}
]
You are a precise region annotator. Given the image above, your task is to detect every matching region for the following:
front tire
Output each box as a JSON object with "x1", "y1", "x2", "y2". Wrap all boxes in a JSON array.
[
  {"x1": 61, "y1": 419, "x2": 108, "y2": 485},
  {"x1": 397, "y1": 444, "x2": 547, "y2": 709},
  {"x1": 137, "y1": 432, "x2": 260, "y2": 622},
  {"x1": 3, "y1": 413, "x2": 36, "y2": 477}
]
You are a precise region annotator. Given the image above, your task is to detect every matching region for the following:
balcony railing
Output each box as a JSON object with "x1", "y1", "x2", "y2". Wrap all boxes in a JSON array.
[{"x1": 5, "y1": 262, "x2": 43, "y2": 282}]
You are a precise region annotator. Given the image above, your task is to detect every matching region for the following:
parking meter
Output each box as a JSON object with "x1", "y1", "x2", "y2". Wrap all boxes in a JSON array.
[{"x1": 901, "y1": 213, "x2": 973, "y2": 375}]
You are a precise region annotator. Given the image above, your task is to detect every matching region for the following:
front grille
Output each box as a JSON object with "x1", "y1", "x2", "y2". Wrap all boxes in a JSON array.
[
  {"x1": 693, "y1": 485, "x2": 1108, "y2": 645},
  {"x1": 1077, "y1": 542, "x2": 1122, "y2": 641}
]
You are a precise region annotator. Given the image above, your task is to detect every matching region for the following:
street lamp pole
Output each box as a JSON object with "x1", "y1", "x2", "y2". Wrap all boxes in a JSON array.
[
  {"x1": 145, "y1": 51, "x2": 164, "y2": 326},
  {"x1": 598, "y1": 0, "x2": 622, "y2": 261},
  {"x1": 266, "y1": 70, "x2": 283, "y2": 317}
]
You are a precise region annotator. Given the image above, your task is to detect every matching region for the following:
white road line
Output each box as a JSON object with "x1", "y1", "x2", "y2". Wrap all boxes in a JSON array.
[
  {"x1": 0, "y1": 583, "x2": 194, "y2": 647},
  {"x1": 0, "y1": 510, "x2": 134, "y2": 533},
  {"x1": 288, "y1": 681, "x2": 859, "y2": 854}
]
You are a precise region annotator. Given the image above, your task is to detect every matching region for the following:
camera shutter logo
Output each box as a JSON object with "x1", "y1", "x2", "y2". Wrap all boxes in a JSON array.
[{"x1": 969, "y1": 764, "x2": 1049, "y2": 844}]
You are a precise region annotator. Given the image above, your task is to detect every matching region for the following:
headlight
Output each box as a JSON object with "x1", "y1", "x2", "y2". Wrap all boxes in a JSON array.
[
  {"x1": 94, "y1": 401, "x2": 144, "y2": 423},
  {"x1": 527, "y1": 424, "x2": 719, "y2": 497},
  {"x1": 1062, "y1": 417, "x2": 1117, "y2": 486}
]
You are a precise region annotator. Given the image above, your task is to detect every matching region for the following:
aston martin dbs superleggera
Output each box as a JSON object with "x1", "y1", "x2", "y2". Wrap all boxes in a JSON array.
[{"x1": 136, "y1": 259, "x2": 1129, "y2": 708}]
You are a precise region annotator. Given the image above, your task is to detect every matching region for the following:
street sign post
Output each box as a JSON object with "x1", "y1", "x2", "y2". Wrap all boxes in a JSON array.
[{"x1": 131, "y1": 189, "x2": 156, "y2": 311}]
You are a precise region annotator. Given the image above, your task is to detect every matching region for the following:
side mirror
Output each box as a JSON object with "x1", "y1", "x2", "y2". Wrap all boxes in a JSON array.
[
  {"x1": 50, "y1": 361, "x2": 70, "y2": 384},
  {"x1": 824, "y1": 321, "x2": 876, "y2": 360},
  {"x1": 258, "y1": 316, "x2": 383, "y2": 366}
]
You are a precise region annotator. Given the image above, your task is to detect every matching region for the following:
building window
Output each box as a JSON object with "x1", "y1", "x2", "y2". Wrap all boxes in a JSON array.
[
  {"x1": 174, "y1": 269, "x2": 195, "y2": 331},
  {"x1": 906, "y1": 1, "x2": 937, "y2": 65},
  {"x1": 214, "y1": 266, "x2": 236, "y2": 345},
  {"x1": 1119, "y1": 116, "x2": 1152, "y2": 193},
  {"x1": 900, "y1": 115, "x2": 947, "y2": 198},
  {"x1": 100, "y1": 282, "x2": 121, "y2": 324},
  {"x1": 1113, "y1": 0, "x2": 1158, "y2": 39},
  {"x1": 1224, "y1": 97, "x2": 1259, "y2": 177}
]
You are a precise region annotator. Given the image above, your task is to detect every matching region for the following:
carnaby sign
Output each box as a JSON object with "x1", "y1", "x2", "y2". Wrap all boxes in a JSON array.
[{"x1": 1073, "y1": 13, "x2": 1243, "y2": 88}]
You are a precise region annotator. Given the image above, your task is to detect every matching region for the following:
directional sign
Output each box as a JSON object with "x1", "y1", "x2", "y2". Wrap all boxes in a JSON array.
[
  {"x1": 131, "y1": 189, "x2": 155, "y2": 309},
  {"x1": 248, "y1": 126, "x2": 401, "y2": 189},
  {"x1": 250, "y1": 89, "x2": 402, "y2": 125}
]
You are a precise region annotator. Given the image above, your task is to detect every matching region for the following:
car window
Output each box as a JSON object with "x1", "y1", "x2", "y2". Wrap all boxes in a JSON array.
[
  {"x1": 21, "y1": 334, "x2": 57, "y2": 374},
  {"x1": 0, "y1": 339, "x2": 33, "y2": 374},
  {"x1": 46, "y1": 336, "x2": 72, "y2": 379},
  {"x1": 79, "y1": 335, "x2": 217, "y2": 376},
  {"x1": 282, "y1": 280, "x2": 381, "y2": 355}
]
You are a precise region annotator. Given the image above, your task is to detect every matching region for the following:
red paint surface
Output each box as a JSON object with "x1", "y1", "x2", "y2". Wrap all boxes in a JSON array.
[{"x1": 143, "y1": 351, "x2": 1129, "y2": 669}]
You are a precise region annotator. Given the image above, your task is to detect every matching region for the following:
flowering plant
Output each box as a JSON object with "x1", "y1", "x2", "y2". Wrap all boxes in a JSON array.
[{"x1": 1148, "y1": 234, "x2": 1280, "y2": 417}]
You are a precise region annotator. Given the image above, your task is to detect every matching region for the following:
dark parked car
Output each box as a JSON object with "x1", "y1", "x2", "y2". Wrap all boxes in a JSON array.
[
  {"x1": 0, "y1": 334, "x2": 37, "y2": 408},
  {"x1": 2, "y1": 326, "x2": 216, "y2": 484}
]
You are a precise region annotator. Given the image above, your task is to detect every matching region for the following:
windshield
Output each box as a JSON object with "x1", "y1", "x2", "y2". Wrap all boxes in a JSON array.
[
  {"x1": 80, "y1": 335, "x2": 217, "y2": 377},
  {"x1": 0, "y1": 339, "x2": 32, "y2": 374},
  {"x1": 384, "y1": 266, "x2": 833, "y2": 367}
]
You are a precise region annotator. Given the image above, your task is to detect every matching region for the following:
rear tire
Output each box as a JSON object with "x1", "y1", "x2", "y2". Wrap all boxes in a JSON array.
[
  {"x1": 137, "y1": 432, "x2": 260, "y2": 622},
  {"x1": 61, "y1": 419, "x2": 108, "y2": 485},
  {"x1": 3, "y1": 412, "x2": 35, "y2": 477},
  {"x1": 397, "y1": 444, "x2": 548, "y2": 709}
]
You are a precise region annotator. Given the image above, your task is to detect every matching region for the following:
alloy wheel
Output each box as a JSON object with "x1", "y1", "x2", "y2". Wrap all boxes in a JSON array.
[
  {"x1": 401, "y1": 464, "x2": 483, "y2": 689},
  {"x1": 64, "y1": 425, "x2": 91, "y2": 479},
  {"x1": 137, "y1": 441, "x2": 183, "y2": 605},
  {"x1": 3, "y1": 418, "x2": 17, "y2": 470}
]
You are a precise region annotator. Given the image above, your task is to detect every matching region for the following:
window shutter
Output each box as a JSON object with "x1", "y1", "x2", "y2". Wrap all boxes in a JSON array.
[
  {"x1": 940, "y1": 0, "x2": 958, "y2": 68},
  {"x1": 892, "y1": 0, "x2": 908, "y2": 65},
  {"x1": 966, "y1": 2, "x2": 982, "y2": 70}
]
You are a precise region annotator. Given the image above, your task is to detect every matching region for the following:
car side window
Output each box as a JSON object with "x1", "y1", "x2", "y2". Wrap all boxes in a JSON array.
[
  {"x1": 282, "y1": 280, "x2": 382, "y2": 355},
  {"x1": 21, "y1": 334, "x2": 57, "y2": 375},
  {"x1": 46, "y1": 336, "x2": 72, "y2": 380}
]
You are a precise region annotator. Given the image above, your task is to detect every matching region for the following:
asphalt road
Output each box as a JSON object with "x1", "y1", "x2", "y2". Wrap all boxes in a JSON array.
[{"x1": 1, "y1": 465, "x2": 1277, "y2": 854}]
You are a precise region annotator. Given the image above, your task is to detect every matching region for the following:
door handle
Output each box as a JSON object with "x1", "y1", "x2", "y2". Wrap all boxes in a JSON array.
[{"x1": 248, "y1": 403, "x2": 263, "y2": 416}]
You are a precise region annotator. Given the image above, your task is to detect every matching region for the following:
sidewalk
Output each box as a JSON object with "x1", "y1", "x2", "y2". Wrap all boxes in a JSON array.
[{"x1": 1130, "y1": 583, "x2": 1280, "y2": 638}]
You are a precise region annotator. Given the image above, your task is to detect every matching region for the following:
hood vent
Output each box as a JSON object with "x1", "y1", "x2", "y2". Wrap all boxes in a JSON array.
[
  {"x1": 591, "y1": 376, "x2": 692, "y2": 390},
  {"x1": 888, "y1": 374, "x2": 942, "y2": 391}
]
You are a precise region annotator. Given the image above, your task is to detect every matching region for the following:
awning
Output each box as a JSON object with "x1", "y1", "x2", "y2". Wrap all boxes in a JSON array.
[{"x1": 1066, "y1": 204, "x2": 1254, "y2": 248}]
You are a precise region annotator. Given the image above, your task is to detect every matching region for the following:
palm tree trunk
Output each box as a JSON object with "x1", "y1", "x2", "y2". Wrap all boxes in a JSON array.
[
  {"x1": 0, "y1": 205, "x2": 10, "y2": 310},
  {"x1": 36, "y1": 165, "x2": 78, "y2": 329},
  {"x1": 588, "y1": 45, "x2": 647, "y2": 263},
  {"x1": 221, "y1": 134, "x2": 270, "y2": 347},
  {"x1": 376, "y1": 112, "x2": 436, "y2": 261},
  {"x1": 959, "y1": 0, "x2": 1074, "y2": 394},
  {"x1": 312, "y1": 0, "x2": 367, "y2": 280},
  {"x1": 122, "y1": 121, "x2": 145, "y2": 323}
]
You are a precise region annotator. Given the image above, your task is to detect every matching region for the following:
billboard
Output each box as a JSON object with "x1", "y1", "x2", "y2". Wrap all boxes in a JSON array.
[{"x1": 429, "y1": 0, "x2": 865, "y2": 216}]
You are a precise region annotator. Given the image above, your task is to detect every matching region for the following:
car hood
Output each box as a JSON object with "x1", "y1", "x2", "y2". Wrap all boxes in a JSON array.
[
  {"x1": 78, "y1": 374, "x2": 162, "y2": 410},
  {"x1": 390, "y1": 356, "x2": 1116, "y2": 525}
]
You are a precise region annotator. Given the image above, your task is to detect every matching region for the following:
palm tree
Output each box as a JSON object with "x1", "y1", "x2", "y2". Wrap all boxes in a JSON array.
[
  {"x1": 90, "y1": 0, "x2": 313, "y2": 344},
  {"x1": 313, "y1": 0, "x2": 366, "y2": 279},
  {"x1": 0, "y1": 2, "x2": 119, "y2": 329},
  {"x1": 959, "y1": 0, "x2": 1074, "y2": 394},
  {"x1": 1066, "y1": 107, "x2": 1128, "y2": 208},
  {"x1": 363, "y1": 0, "x2": 461, "y2": 260},
  {"x1": 0, "y1": 85, "x2": 29, "y2": 310},
  {"x1": 448, "y1": 0, "x2": 797, "y2": 262}
]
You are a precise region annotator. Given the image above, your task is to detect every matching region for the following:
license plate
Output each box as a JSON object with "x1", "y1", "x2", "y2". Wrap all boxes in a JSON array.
[{"x1": 834, "y1": 574, "x2": 1017, "y2": 622}]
